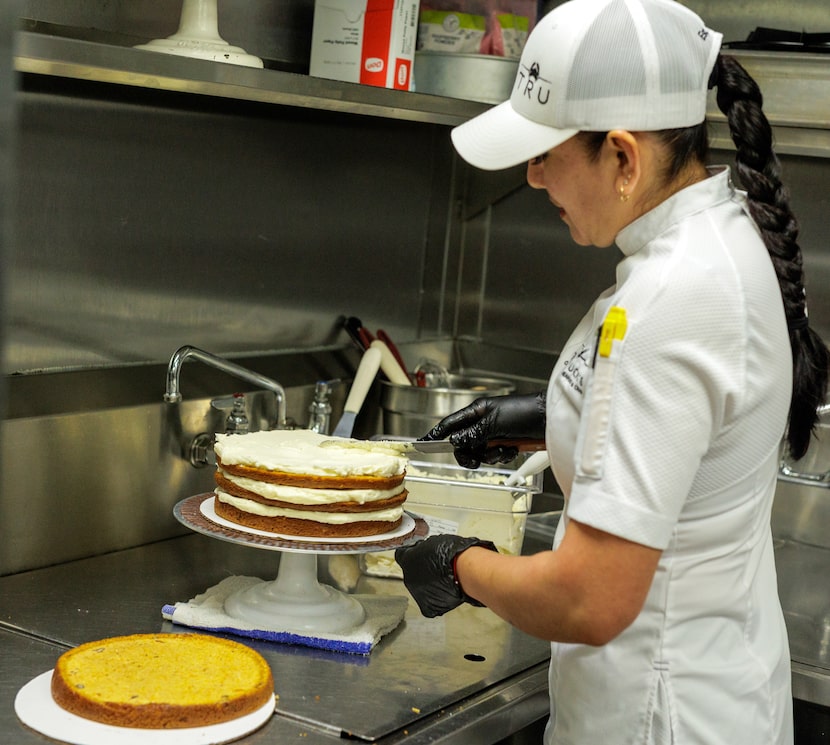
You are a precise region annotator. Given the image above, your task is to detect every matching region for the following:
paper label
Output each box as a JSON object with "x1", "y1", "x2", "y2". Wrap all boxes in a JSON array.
[{"x1": 310, "y1": 0, "x2": 417, "y2": 89}]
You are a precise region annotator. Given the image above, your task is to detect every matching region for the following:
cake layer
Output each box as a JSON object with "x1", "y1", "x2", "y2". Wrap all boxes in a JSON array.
[
  {"x1": 50, "y1": 633, "x2": 273, "y2": 729},
  {"x1": 215, "y1": 497, "x2": 402, "y2": 538},
  {"x1": 216, "y1": 459, "x2": 405, "y2": 490},
  {"x1": 215, "y1": 472, "x2": 407, "y2": 512},
  {"x1": 214, "y1": 430, "x2": 407, "y2": 480},
  {"x1": 216, "y1": 491, "x2": 404, "y2": 523}
]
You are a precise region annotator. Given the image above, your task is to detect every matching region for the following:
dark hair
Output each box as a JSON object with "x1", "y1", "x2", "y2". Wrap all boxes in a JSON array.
[
  {"x1": 713, "y1": 54, "x2": 828, "y2": 459},
  {"x1": 578, "y1": 55, "x2": 829, "y2": 459}
]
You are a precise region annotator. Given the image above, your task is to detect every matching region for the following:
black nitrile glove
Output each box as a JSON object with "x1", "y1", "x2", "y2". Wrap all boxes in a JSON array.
[
  {"x1": 395, "y1": 535, "x2": 497, "y2": 618},
  {"x1": 420, "y1": 391, "x2": 547, "y2": 468}
]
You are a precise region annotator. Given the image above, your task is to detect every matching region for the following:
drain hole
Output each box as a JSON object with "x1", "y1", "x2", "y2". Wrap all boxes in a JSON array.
[{"x1": 464, "y1": 653, "x2": 486, "y2": 662}]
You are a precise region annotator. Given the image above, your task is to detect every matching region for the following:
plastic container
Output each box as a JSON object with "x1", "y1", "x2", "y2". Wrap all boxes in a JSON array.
[{"x1": 360, "y1": 459, "x2": 542, "y2": 578}]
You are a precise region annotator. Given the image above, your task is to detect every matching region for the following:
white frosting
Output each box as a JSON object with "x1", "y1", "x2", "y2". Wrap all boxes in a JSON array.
[
  {"x1": 216, "y1": 491, "x2": 403, "y2": 524},
  {"x1": 220, "y1": 470, "x2": 403, "y2": 505},
  {"x1": 214, "y1": 430, "x2": 407, "y2": 478}
]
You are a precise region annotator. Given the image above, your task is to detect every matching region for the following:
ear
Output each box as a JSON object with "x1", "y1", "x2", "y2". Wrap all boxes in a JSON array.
[{"x1": 606, "y1": 130, "x2": 641, "y2": 199}]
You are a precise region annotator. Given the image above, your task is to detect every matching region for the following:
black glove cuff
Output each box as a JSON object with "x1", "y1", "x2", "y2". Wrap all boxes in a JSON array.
[{"x1": 451, "y1": 537, "x2": 497, "y2": 607}]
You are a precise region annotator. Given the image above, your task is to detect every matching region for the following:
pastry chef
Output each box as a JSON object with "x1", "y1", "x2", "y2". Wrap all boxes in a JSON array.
[{"x1": 396, "y1": 1, "x2": 829, "y2": 743}]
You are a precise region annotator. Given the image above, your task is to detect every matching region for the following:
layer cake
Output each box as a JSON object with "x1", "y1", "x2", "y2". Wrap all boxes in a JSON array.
[{"x1": 213, "y1": 429, "x2": 408, "y2": 538}]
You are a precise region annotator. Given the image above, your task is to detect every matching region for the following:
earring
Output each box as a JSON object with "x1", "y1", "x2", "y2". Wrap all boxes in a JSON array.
[{"x1": 619, "y1": 175, "x2": 631, "y2": 202}]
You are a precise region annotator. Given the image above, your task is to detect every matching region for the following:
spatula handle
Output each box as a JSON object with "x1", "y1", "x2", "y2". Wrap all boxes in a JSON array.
[
  {"x1": 344, "y1": 347, "x2": 382, "y2": 413},
  {"x1": 488, "y1": 439, "x2": 547, "y2": 451}
]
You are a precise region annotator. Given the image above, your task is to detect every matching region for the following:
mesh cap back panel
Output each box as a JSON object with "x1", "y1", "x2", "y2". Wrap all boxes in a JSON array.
[
  {"x1": 645, "y1": 1, "x2": 711, "y2": 93},
  {"x1": 567, "y1": 1, "x2": 646, "y2": 103}
]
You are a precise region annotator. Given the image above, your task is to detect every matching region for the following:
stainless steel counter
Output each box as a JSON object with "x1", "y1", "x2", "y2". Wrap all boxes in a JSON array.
[
  {"x1": 6, "y1": 500, "x2": 827, "y2": 743},
  {"x1": 773, "y1": 538, "x2": 830, "y2": 707},
  {"x1": 0, "y1": 532, "x2": 551, "y2": 744}
]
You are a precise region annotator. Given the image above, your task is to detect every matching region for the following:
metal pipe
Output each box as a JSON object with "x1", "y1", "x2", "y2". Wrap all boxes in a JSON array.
[{"x1": 163, "y1": 345, "x2": 286, "y2": 428}]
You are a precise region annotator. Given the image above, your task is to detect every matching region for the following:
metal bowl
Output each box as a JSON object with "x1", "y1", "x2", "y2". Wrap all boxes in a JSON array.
[{"x1": 380, "y1": 374, "x2": 515, "y2": 437}]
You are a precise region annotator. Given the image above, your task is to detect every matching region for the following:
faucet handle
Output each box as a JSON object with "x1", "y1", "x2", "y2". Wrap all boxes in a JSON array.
[
  {"x1": 308, "y1": 380, "x2": 334, "y2": 434},
  {"x1": 225, "y1": 393, "x2": 250, "y2": 435},
  {"x1": 189, "y1": 432, "x2": 216, "y2": 468}
]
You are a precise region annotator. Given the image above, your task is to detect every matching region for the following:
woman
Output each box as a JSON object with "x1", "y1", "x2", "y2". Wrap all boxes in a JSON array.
[{"x1": 394, "y1": 1, "x2": 829, "y2": 743}]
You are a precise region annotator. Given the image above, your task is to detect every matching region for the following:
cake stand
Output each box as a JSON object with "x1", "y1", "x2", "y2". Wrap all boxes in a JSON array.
[
  {"x1": 135, "y1": 0, "x2": 264, "y2": 68},
  {"x1": 174, "y1": 493, "x2": 427, "y2": 634}
]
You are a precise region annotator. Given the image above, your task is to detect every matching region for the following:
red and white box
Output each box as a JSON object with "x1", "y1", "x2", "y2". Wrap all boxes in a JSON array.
[{"x1": 309, "y1": 0, "x2": 419, "y2": 90}]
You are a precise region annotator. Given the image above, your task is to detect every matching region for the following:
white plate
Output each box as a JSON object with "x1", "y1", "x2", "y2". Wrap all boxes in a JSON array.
[
  {"x1": 201, "y1": 495, "x2": 416, "y2": 544},
  {"x1": 15, "y1": 670, "x2": 275, "y2": 745}
]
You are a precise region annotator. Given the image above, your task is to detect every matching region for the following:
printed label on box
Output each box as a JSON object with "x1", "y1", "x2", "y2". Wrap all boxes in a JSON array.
[{"x1": 310, "y1": 0, "x2": 418, "y2": 90}]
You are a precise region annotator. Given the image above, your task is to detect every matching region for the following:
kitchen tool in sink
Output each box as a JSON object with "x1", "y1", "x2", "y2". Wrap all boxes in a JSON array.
[
  {"x1": 371, "y1": 339, "x2": 411, "y2": 386},
  {"x1": 332, "y1": 346, "x2": 382, "y2": 437},
  {"x1": 376, "y1": 329, "x2": 408, "y2": 377},
  {"x1": 342, "y1": 315, "x2": 368, "y2": 351},
  {"x1": 380, "y1": 373, "x2": 515, "y2": 438}
]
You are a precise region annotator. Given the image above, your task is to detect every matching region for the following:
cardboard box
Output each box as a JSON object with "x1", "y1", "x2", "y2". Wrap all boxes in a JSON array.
[{"x1": 310, "y1": 0, "x2": 419, "y2": 90}]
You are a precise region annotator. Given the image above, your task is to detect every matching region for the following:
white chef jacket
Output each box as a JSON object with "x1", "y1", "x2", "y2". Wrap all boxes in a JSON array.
[{"x1": 543, "y1": 168, "x2": 794, "y2": 745}]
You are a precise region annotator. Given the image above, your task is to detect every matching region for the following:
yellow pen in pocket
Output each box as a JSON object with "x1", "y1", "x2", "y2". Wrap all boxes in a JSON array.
[
  {"x1": 581, "y1": 306, "x2": 628, "y2": 478},
  {"x1": 592, "y1": 306, "x2": 628, "y2": 366}
]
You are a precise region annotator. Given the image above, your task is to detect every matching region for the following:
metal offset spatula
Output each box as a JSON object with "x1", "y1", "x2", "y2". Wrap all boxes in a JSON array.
[
  {"x1": 322, "y1": 435, "x2": 546, "y2": 455},
  {"x1": 331, "y1": 346, "x2": 383, "y2": 438},
  {"x1": 367, "y1": 435, "x2": 547, "y2": 454}
]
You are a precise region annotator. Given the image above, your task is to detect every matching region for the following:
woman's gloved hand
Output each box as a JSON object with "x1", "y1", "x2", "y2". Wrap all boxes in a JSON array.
[
  {"x1": 420, "y1": 391, "x2": 547, "y2": 468},
  {"x1": 395, "y1": 535, "x2": 497, "y2": 618}
]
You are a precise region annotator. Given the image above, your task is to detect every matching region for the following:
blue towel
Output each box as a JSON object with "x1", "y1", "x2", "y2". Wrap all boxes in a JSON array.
[{"x1": 162, "y1": 575, "x2": 408, "y2": 655}]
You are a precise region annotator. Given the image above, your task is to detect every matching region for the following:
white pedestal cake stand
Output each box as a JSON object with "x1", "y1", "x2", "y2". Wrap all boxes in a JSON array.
[
  {"x1": 134, "y1": 0, "x2": 264, "y2": 68},
  {"x1": 174, "y1": 493, "x2": 426, "y2": 634}
]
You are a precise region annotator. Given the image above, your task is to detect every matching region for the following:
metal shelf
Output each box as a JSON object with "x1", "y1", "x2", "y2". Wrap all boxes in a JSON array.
[
  {"x1": 13, "y1": 29, "x2": 489, "y2": 126},
  {"x1": 13, "y1": 32, "x2": 830, "y2": 158},
  {"x1": 707, "y1": 50, "x2": 830, "y2": 158}
]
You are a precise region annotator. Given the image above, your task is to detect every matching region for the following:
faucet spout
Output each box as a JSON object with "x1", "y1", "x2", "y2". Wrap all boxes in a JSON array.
[{"x1": 164, "y1": 345, "x2": 287, "y2": 428}]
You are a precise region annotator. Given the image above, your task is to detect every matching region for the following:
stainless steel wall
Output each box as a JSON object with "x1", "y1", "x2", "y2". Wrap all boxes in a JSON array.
[
  {"x1": 453, "y1": 151, "x2": 830, "y2": 351},
  {"x1": 9, "y1": 77, "x2": 455, "y2": 373},
  {"x1": 10, "y1": 0, "x2": 829, "y2": 376}
]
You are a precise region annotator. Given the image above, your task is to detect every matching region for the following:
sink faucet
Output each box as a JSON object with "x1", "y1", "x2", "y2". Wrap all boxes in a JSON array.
[{"x1": 163, "y1": 345, "x2": 287, "y2": 428}]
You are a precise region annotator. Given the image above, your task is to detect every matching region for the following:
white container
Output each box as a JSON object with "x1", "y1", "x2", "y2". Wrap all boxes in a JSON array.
[
  {"x1": 309, "y1": 0, "x2": 419, "y2": 90},
  {"x1": 361, "y1": 460, "x2": 542, "y2": 578}
]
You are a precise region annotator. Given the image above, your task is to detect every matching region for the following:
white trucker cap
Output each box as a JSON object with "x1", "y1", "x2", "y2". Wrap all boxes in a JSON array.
[{"x1": 451, "y1": 0, "x2": 722, "y2": 171}]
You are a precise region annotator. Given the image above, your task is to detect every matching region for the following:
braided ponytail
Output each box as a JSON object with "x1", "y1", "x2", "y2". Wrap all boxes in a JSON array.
[{"x1": 712, "y1": 54, "x2": 829, "y2": 459}]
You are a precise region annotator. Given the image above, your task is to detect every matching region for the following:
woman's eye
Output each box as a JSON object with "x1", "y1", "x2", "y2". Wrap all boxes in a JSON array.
[{"x1": 530, "y1": 153, "x2": 548, "y2": 166}]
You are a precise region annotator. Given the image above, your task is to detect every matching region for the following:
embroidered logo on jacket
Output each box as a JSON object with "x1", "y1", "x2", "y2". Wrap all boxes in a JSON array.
[{"x1": 560, "y1": 343, "x2": 591, "y2": 396}]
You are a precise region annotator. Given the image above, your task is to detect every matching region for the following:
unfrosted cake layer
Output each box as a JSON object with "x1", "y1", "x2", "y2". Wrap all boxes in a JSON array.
[{"x1": 50, "y1": 633, "x2": 274, "y2": 729}]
